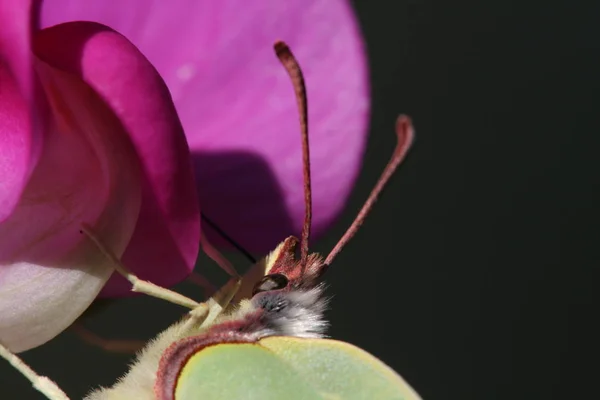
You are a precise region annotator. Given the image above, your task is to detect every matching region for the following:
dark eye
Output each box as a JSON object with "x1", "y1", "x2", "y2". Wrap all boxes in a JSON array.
[{"x1": 252, "y1": 273, "x2": 289, "y2": 296}]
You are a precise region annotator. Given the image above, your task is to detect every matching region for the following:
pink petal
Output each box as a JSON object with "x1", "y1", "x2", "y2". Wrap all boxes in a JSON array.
[
  {"x1": 33, "y1": 22, "x2": 201, "y2": 296},
  {"x1": 0, "y1": 0, "x2": 40, "y2": 222},
  {"x1": 0, "y1": 54, "x2": 142, "y2": 351},
  {"x1": 39, "y1": 0, "x2": 369, "y2": 253}
]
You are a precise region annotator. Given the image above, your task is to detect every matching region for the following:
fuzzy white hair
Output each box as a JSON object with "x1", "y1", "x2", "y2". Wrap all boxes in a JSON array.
[{"x1": 85, "y1": 285, "x2": 328, "y2": 400}]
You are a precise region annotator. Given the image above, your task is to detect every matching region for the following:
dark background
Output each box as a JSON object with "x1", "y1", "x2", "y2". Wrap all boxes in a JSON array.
[{"x1": 2, "y1": 1, "x2": 598, "y2": 399}]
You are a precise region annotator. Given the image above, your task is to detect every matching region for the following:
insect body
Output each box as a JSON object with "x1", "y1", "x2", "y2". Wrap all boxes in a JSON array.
[{"x1": 1, "y1": 41, "x2": 421, "y2": 400}]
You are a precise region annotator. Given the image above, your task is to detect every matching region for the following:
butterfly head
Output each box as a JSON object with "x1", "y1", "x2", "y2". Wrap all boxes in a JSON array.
[{"x1": 252, "y1": 236, "x2": 327, "y2": 297}]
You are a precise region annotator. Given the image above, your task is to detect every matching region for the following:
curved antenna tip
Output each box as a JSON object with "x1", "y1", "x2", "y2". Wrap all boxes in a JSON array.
[{"x1": 274, "y1": 40, "x2": 288, "y2": 54}]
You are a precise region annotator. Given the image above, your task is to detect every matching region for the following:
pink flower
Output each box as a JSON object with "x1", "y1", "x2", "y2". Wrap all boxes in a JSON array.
[
  {"x1": 0, "y1": 0, "x2": 368, "y2": 352},
  {"x1": 0, "y1": 2, "x2": 199, "y2": 351},
  {"x1": 40, "y1": 0, "x2": 370, "y2": 253}
]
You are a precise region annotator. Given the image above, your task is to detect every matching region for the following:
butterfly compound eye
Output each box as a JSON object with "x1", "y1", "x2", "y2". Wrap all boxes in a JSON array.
[{"x1": 252, "y1": 273, "x2": 289, "y2": 296}]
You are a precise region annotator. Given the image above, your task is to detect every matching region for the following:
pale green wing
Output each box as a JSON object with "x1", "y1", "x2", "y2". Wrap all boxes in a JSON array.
[
  {"x1": 176, "y1": 343, "x2": 323, "y2": 399},
  {"x1": 175, "y1": 336, "x2": 422, "y2": 400},
  {"x1": 260, "y1": 337, "x2": 422, "y2": 400}
]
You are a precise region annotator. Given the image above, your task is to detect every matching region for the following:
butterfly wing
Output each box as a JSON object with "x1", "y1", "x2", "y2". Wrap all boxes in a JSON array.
[{"x1": 174, "y1": 336, "x2": 422, "y2": 400}]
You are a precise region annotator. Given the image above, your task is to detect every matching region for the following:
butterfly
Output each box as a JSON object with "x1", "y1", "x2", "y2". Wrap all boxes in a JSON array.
[{"x1": 0, "y1": 40, "x2": 421, "y2": 400}]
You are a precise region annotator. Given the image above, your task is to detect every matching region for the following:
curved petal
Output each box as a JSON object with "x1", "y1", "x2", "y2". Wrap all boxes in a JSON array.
[
  {"x1": 33, "y1": 22, "x2": 201, "y2": 296},
  {"x1": 0, "y1": 55, "x2": 141, "y2": 352},
  {"x1": 0, "y1": 0, "x2": 40, "y2": 222},
  {"x1": 39, "y1": 0, "x2": 369, "y2": 253}
]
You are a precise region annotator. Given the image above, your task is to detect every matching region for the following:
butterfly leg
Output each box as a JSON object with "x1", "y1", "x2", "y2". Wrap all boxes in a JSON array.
[
  {"x1": 187, "y1": 272, "x2": 217, "y2": 298},
  {"x1": 181, "y1": 229, "x2": 243, "y2": 329},
  {"x1": 183, "y1": 276, "x2": 242, "y2": 332},
  {"x1": 70, "y1": 322, "x2": 145, "y2": 354},
  {"x1": 186, "y1": 230, "x2": 241, "y2": 297},
  {"x1": 200, "y1": 230, "x2": 239, "y2": 279},
  {"x1": 80, "y1": 224, "x2": 200, "y2": 309},
  {"x1": 0, "y1": 341, "x2": 70, "y2": 400}
]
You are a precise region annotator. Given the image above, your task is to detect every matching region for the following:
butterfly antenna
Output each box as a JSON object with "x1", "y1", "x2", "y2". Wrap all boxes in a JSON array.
[
  {"x1": 275, "y1": 41, "x2": 312, "y2": 265},
  {"x1": 324, "y1": 115, "x2": 415, "y2": 266}
]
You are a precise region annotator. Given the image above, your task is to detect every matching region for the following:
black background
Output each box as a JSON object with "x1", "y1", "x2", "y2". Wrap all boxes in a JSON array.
[{"x1": 2, "y1": 1, "x2": 598, "y2": 399}]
